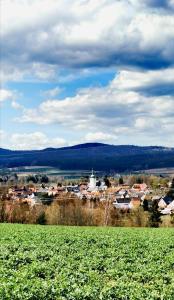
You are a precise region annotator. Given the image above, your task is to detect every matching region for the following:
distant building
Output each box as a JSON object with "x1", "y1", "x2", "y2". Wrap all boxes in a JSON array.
[
  {"x1": 132, "y1": 183, "x2": 148, "y2": 192},
  {"x1": 113, "y1": 198, "x2": 132, "y2": 210},
  {"x1": 88, "y1": 169, "x2": 97, "y2": 191},
  {"x1": 88, "y1": 169, "x2": 107, "y2": 192}
]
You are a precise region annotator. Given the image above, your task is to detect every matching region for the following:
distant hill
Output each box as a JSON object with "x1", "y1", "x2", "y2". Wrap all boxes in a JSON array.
[
  {"x1": 0, "y1": 143, "x2": 174, "y2": 172},
  {"x1": 0, "y1": 148, "x2": 13, "y2": 154}
]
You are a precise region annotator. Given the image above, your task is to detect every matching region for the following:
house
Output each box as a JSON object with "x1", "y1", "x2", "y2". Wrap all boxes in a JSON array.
[
  {"x1": 152, "y1": 195, "x2": 161, "y2": 202},
  {"x1": 161, "y1": 208, "x2": 172, "y2": 215},
  {"x1": 118, "y1": 184, "x2": 130, "y2": 189},
  {"x1": 156, "y1": 195, "x2": 174, "y2": 214},
  {"x1": 132, "y1": 183, "x2": 148, "y2": 192},
  {"x1": 66, "y1": 185, "x2": 79, "y2": 193},
  {"x1": 167, "y1": 200, "x2": 174, "y2": 211},
  {"x1": 113, "y1": 198, "x2": 132, "y2": 210},
  {"x1": 79, "y1": 184, "x2": 88, "y2": 191},
  {"x1": 158, "y1": 198, "x2": 167, "y2": 210},
  {"x1": 161, "y1": 200, "x2": 174, "y2": 215},
  {"x1": 37, "y1": 187, "x2": 48, "y2": 193},
  {"x1": 162, "y1": 196, "x2": 173, "y2": 205},
  {"x1": 113, "y1": 189, "x2": 132, "y2": 209}
]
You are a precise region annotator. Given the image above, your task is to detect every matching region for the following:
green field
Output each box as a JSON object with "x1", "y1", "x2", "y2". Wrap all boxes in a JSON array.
[{"x1": 0, "y1": 225, "x2": 174, "y2": 300}]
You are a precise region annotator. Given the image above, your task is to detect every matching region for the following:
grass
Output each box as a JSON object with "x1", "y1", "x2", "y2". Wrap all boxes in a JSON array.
[{"x1": 0, "y1": 224, "x2": 174, "y2": 299}]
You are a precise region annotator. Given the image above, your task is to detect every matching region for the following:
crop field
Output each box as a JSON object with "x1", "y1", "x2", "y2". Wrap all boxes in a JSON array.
[
  {"x1": 0, "y1": 225, "x2": 174, "y2": 300},
  {"x1": 1, "y1": 167, "x2": 98, "y2": 179}
]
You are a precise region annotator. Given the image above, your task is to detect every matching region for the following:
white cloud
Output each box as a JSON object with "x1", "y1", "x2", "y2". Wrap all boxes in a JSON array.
[
  {"x1": 42, "y1": 86, "x2": 62, "y2": 98},
  {"x1": 11, "y1": 101, "x2": 23, "y2": 109},
  {"x1": 0, "y1": 130, "x2": 9, "y2": 149},
  {"x1": 0, "y1": 89, "x2": 14, "y2": 102},
  {"x1": 134, "y1": 118, "x2": 158, "y2": 130},
  {"x1": 112, "y1": 68, "x2": 174, "y2": 90},
  {"x1": 0, "y1": 130, "x2": 7, "y2": 143},
  {"x1": 84, "y1": 132, "x2": 117, "y2": 143},
  {"x1": 0, "y1": 89, "x2": 23, "y2": 109},
  {"x1": 0, "y1": 62, "x2": 58, "y2": 83},
  {"x1": 9, "y1": 132, "x2": 67, "y2": 150},
  {"x1": 16, "y1": 68, "x2": 174, "y2": 146}
]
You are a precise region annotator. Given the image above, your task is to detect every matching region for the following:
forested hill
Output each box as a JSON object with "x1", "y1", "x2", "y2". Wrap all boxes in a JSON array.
[{"x1": 0, "y1": 143, "x2": 174, "y2": 172}]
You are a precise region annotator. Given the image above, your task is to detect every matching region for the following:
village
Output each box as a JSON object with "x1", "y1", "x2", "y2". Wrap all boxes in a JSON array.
[{"x1": 1, "y1": 170, "x2": 174, "y2": 220}]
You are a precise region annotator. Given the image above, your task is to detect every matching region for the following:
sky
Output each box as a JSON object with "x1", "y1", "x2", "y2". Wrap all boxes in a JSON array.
[{"x1": 0, "y1": 0, "x2": 174, "y2": 150}]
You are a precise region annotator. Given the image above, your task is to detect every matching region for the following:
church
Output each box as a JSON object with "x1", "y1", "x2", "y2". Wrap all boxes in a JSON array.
[{"x1": 88, "y1": 170, "x2": 107, "y2": 192}]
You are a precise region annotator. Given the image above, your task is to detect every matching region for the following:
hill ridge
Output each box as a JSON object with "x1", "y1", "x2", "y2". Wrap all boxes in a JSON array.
[{"x1": 0, "y1": 143, "x2": 174, "y2": 171}]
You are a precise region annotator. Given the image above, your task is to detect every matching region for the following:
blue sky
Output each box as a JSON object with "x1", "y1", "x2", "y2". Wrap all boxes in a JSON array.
[{"x1": 1, "y1": 0, "x2": 174, "y2": 149}]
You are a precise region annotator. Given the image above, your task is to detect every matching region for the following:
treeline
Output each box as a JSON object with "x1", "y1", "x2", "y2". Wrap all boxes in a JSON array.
[
  {"x1": 119, "y1": 174, "x2": 169, "y2": 188},
  {"x1": 0, "y1": 174, "x2": 49, "y2": 184},
  {"x1": 0, "y1": 194, "x2": 174, "y2": 227},
  {"x1": 0, "y1": 173, "x2": 170, "y2": 191}
]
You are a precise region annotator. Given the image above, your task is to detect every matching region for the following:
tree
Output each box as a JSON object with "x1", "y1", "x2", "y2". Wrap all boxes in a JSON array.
[
  {"x1": 136, "y1": 177, "x2": 143, "y2": 184},
  {"x1": 27, "y1": 175, "x2": 38, "y2": 184},
  {"x1": 149, "y1": 176, "x2": 160, "y2": 189},
  {"x1": 119, "y1": 176, "x2": 124, "y2": 185},
  {"x1": 167, "y1": 177, "x2": 174, "y2": 199},
  {"x1": 149, "y1": 199, "x2": 161, "y2": 227},
  {"x1": 104, "y1": 176, "x2": 111, "y2": 188},
  {"x1": 127, "y1": 175, "x2": 137, "y2": 186},
  {"x1": 0, "y1": 201, "x2": 7, "y2": 222},
  {"x1": 36, "y1": 212, "x2": 47, "y2": 225},
  {"x1": 171, "y1": 213, "x2": 174, "y2": 227},
  {"x1": 40, "y1": 175, "x2": 49, "y2": 183},
  {"x1": 171, "y1": 178, "x2": 174, "y2": 188},
  {"x1": 14, "y1": 173, "x2": 18, "y2": 181},
  {"x1": 40, "y1": 193, "x2": 54, "y2": 205},
  {"x1": 96, "y1": 180, "x2": 101, "y2": 187},
  {"x1": 143, "y1": 199, "x2": 149, "y2": 211}
]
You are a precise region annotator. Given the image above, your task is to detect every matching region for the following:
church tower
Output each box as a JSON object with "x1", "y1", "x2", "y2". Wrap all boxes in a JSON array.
[{"x1": 88, "y1": 169, "x2": 96, "y2": 191}]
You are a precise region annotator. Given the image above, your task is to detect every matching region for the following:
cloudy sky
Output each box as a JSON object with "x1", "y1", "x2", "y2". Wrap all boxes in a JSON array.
[{"x1": 1, "y1": 0, "x2": 174, "y2": 149}]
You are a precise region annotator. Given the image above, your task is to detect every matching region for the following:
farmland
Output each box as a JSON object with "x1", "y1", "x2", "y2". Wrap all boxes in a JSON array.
[{"x1": 0, "y1": 225, "x2": 174, "y2": 300}]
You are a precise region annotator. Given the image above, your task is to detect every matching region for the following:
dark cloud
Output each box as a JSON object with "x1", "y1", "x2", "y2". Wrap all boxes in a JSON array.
[
  {"x1": 1, "y1": 0, "x2": 174, "y2": 79},
  {"x1": 2, "y1": 35, "x2": 174, "y2": 74},
  {"x1": 137, "y1": 83, "x2": 174, "y2": 97},
  {"x1": 145, "y1": 0, "x2": 171, "y2": 9}
]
